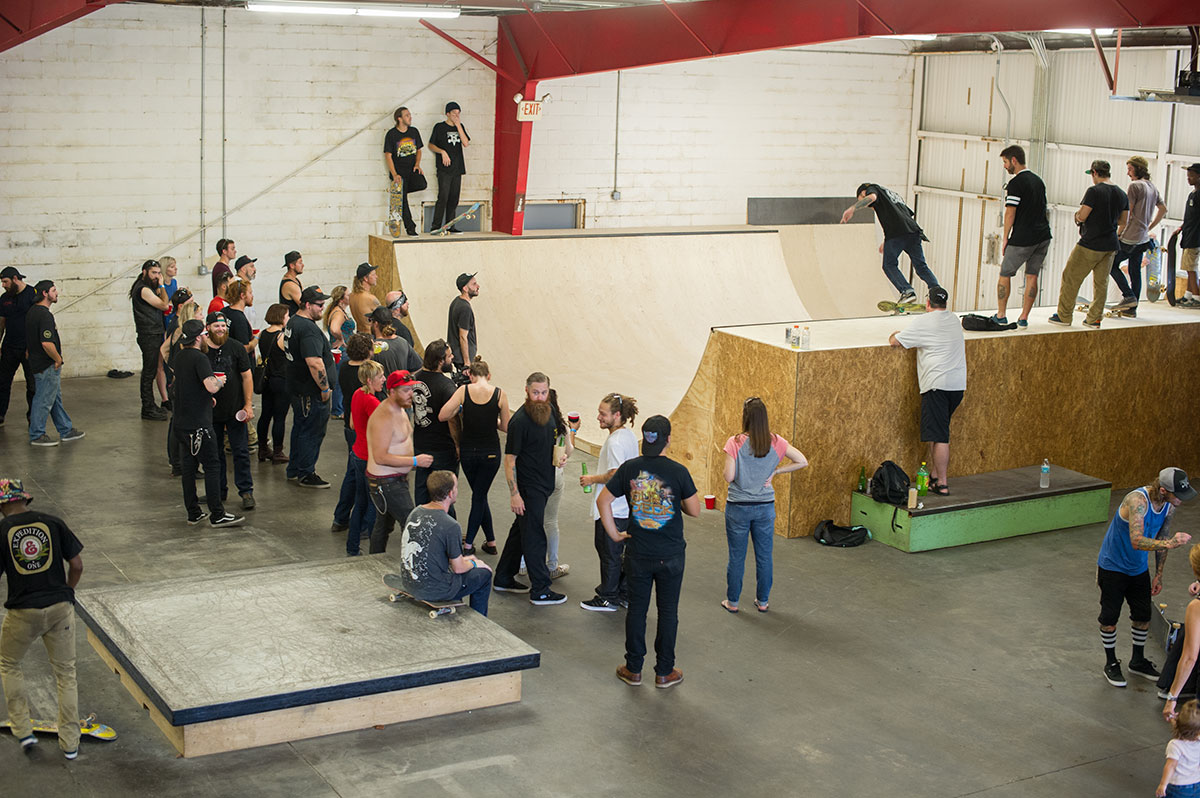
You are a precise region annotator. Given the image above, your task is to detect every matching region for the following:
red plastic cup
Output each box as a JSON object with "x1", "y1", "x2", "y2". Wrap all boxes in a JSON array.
[
  {"x1": 568, "y1": 412, "x2": 580, "y2": 424},
  {"x1": 252, "y1": 329, "x2": 260, "y2": 336},
  {"x1": 214, "y1": 372, "x2": 226, "y2": 381},
  {"x1": 235, "y1": 409, "x2": 249, "y2": 422},
  {"x1": 704, "y1": 495, "x2": 716, "y2": 510},
  {"x1": 332, "y1": 350, "x2": 343, "y2": 364}
]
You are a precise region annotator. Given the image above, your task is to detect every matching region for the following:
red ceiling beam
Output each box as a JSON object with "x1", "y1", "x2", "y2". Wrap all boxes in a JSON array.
[
  {"x1": 500, "y1": 0, "x2": 1200, "y2": 82},
  {"x1": 0, "y1": 0, "x2": 121, "y2": 55}
]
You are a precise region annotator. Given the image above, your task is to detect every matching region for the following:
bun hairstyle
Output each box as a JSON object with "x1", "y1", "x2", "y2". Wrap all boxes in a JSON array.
[
  {"x1": 468, "y1": 355, "x2": 490, "y2": 378},
  {"x1": 603, "y1": 392, "x2": 638, "y2": 426}
]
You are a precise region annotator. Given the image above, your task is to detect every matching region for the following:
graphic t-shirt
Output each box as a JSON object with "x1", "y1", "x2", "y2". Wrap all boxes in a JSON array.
[
  {"x1": 1184, "y1": 189, "x2": 1200, "y2": 250},
  {"x1": 1004, "y1": 169, "x2": 1052, "y2": 247},
  {"x1": 592, "y1": 427, "x2": 639, "y2": 521},
  {"x1": 1078, "y1": 183, "x2": 1129, "y2": 252},
  {"x1": 351, "y1": 388, "x2": 381, "y2": 460},
  {"x1": 384, "y1": 126, "x2": 423, "y2": 178},
  {"x1": 224, "y1": 307, "x2": 253, "y2": 347},
  {"x1": 412, "y1": 369, "x2": 458, "y2": 456},
  {"x1": 25, "y1": 304, "x2": 59, "y2": 375},
  {"x1": 447, "y1": 296, "x2": 476, "y2": 365},
  {"x1": 284, "y1": 315, "x2": 333, "y2": 398},
  {"x1": 207, "y1": 340, "x2": 252, "y2": 422},
  {"x1": 0, "y1": 284, "x2": 35, "y2": 352},
  {"x1": 172, "y1": 346, "x2": 215, "y2": 430},
  {"x1": 606, "y1": 455, "x2": 697, "y2": 560},
  {"x1": 863, "y1": 183, "x2": 924, "y2": 240},
  {"x1": 1, "y1": 510, "x2": 83, "y2": 610},
  {"x1": 431, "y1": 121, "x2": 469, "y2": 175},
  {"x1": 400, "y1": 506, "x2": 464, "y2": 601},
  {"x1": 505, "y1": 406, "x2": 556, "y2": 497}
]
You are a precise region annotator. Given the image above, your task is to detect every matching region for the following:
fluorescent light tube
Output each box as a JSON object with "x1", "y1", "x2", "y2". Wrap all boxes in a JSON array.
[{"x1": 247, "y1": 2, "x2": 461, "y2": 18}]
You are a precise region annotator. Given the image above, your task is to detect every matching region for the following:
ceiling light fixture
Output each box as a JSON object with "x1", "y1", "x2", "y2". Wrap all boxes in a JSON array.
[
  {"x1": 873, "y1": 34, "x2": 937, "y2": 41},
  {"x1": 246, "y1": 2, "x2": 462, "y2": 19},
  {"x1": 1048, "y1": 28, "x2": 1114, "y2": 36}
]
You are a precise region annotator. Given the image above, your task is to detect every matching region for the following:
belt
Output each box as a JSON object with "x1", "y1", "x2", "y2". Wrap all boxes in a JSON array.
[{"x1": 367, "y1": 472, "x2": 408, "y2": 483}]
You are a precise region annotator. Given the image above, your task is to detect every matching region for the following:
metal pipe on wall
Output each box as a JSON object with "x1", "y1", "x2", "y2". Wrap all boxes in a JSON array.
[
  {"x1": 987, "y1": 34, "x2": 1012, "y2": 145},
  {"x1": 222, "y1": 9, "x2": 227, "y2": 238},
  {"x1": 611, "y1": 70, "x2": 621, "y2": 200},
  {"x1": 199, "y1": 6, "x2": 206, "y2": 273}
]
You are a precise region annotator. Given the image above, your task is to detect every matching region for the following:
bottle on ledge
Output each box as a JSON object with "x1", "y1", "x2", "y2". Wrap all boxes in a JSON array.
[
  {"x1": 857, "y1": 466, "x2": 867, "y2": 493},
  {"x1": 916, "y1": 461, "x2": 929, "y2": 497},
  {"x1": 1040, "y1": 459, "x2": 1051, "y2": 489}
]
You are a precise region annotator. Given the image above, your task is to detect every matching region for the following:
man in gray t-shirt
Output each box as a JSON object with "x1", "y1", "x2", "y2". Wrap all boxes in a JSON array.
[
  {"x1": 1110, "y1": 156, "x2": 1168, "y2": 313},
  {"x1": 400, "y1": 471, "x2": 492, "y2": 614}
]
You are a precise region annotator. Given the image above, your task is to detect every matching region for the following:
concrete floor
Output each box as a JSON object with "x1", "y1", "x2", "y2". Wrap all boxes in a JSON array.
[{"x1": 0, "y1": 375, "x2": 1185, "y2": 796}]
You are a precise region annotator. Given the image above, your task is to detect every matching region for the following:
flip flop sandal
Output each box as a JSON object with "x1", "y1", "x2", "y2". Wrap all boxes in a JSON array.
[
  {"x1": 755, "y1": 602, "x2": 769, "y2": 613},
  {"x1": 930, "y1": 481, "x2": 949, "y2": 496},
  {"x1": 721, "y1": 600, "x2": 739, "y2": 613}
]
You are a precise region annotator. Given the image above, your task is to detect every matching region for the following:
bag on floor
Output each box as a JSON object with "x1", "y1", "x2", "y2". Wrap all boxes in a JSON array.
[
  {"x1": 870, "y1": 460, "x2": 910, "y2": 504},
  {"x1": 812, "y1": 520, "x2": 871, "y2": 547},
  {"x1": 961, "y1": 313, "x2": 1017, "y2": 332}
]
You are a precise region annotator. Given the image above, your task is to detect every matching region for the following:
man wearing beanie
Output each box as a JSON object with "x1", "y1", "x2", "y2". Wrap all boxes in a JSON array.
[
  {"x1": 1108, "y1": 155, "x2": 1167, "y2": 315},
  {"x1": 428, "y1": 101, "x2": 470, "y2": 234}
]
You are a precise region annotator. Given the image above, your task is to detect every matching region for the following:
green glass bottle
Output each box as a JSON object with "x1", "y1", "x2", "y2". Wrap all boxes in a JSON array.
[
  {"x1": 582, "y1": 463, "x2": 593, "y2": 494},
  {"x1": 857, "y1": 466, "x2": 867, "y2": 493}
]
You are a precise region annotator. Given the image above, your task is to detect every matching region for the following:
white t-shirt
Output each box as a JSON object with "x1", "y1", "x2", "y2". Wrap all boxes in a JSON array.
[
  {"x1": 592, "y1": 427, "x2": 639, "y2": 520},
  {"x1": 893, "y1": 310, "x2": 967, "y2": 394},
  {"x1": 1167, "y1": 738, "x2": 1200, "y2": 785}
]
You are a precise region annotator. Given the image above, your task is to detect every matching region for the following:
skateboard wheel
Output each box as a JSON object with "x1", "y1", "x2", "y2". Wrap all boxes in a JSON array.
[
  {"x1": 1160, "y1": 603, "x2": 1168, "y2": 609},
  {"x1": 429, "y1": 610, "x2": 438, "y2": 619},
  {"x1": 389, "y1": 593, "x2": 398, "y2": 602},
  {"x1": 448, "y1": 607, "x2": 457, "y2": 615}
]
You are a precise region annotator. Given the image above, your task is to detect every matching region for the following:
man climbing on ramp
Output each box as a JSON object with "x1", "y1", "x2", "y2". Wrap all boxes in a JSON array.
[{"x1": 841, "y1": 182, "x2": 942, "y2": 305}]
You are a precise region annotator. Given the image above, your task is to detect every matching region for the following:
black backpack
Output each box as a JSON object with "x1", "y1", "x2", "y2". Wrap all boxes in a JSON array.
[
  {"x1": 870, "y1": 460, "x2": 910, "y2": 504},
  {"x1": 961, "y1": 313, "x2": 1017, "y2": 332},
  {"x1": 812, "y1": 520, "x2": 871, "y2": 547}
]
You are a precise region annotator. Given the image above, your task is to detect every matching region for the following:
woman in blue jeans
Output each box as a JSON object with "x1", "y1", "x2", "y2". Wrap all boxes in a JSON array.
[{"x1": 720, "y1": 397, "x2": 808, "y2": 613}]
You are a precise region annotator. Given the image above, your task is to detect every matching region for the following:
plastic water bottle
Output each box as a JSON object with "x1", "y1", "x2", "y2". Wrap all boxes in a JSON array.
[
  {"x1": 1040, "y1": 459, "x2": 1051, "y2": 489},
  {"x1": 582, "y1": 463, "x2": 593, "y2": 494},
  {"x1": 789, "y1": 325, "x2": 801, "y2": 350},
  {"x1": 916, "y1": 462, "x2": 929, "y2": 496},
  {"x1": 800, "y1": 326, "x2": 811, "y2": 351}
]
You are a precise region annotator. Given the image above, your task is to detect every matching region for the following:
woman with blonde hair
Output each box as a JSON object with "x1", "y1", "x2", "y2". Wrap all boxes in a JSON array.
[{"x1": 322, "y1": 285, "x2": 353, "y2": 419}]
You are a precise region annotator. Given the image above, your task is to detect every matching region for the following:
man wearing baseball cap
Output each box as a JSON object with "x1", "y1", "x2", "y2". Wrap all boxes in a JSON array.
[
  {"x1": 0, "y1": 266, "x2": 36, "y2": 428},
  {"x1": 888, "y1": 285, "x2": 965, "y2": 495},
  {"x1": 25, "y1": 281, "x2": 84, "y2": 447},
  {"x1": 1095, "y1": 468, "x2": 1195, "y2": 688},
  {"x1": 1180, "y1": 163, "x2": 1200, "y2": 305},
  {"x1": 1107, "y1": 155, "x2": 1168, "y2": 316},
  {"x1": 348, "y1": 262, "x2": 380, "y2": 333},
  {"x1": 428, "y1": 101, "x2": 470, "y2": 234},
  {"x1": 279, "y1": 251, "x2": 304, "y2": 316},
  {"x1": 448, "y1": 273, "x2": 478, "y2": 372},
  {"x1": 284, "y1": 285, "x2": 334, "y2": 488},
  {"x1": 1050, "y1": 160, "x2": 1129, "y2": 327},
  {"x1": 598, "y1": 415, "x2": 700, "y2": 689},
  {"x1": 0, "y1": 477, "x2": 85, "y2": 758},
  {"x1": 366, "y1": 369, "x2": 433, "y2": 553},
  {"x1": 205, "y1": 312, "x2": 255, "y2": 511}
]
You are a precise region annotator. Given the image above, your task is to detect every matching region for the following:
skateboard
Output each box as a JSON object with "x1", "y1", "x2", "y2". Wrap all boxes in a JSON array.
[
  {"x1": 387, "y1": 182, "x2": 405, "y2": 238},
  {"x1": 877, "y1": 300, "x2": 926, "y2": 315},
  {"x1": 0, "y1": 713, "x2": 117, "y2": 741},
  {"x1": 1152, "y1": 600, "x2": 1184, "y2": 655},
  {"x1": 1145, "y1": 236, "x2": 1162, "y2": 302},
  {"x1": 383, "y1": 573, "x2": 465, "y2": 618},
  {"x1": 430, "y1": 202, "x2": 481, "y2": 237},
  {"x1": 1075, "y1": 297, "x2": 1135, "y2": 318}
]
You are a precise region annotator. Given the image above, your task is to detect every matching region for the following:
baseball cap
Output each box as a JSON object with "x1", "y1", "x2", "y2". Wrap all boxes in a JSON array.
[
  {"x1": 388, "y1": 291, "x2": 408, "y2": 310},
  {"x1": 206, "y1": 311, "x2": 228, "y2": 326},
  {"x1": 1187, "y1": 163, "x2": 1200, "y2": 174},
  {"x1": 641, "y1": 415, "x2": 671, "y2": 456},
  {"x1": 368, "y1": 306, "x2": 394, "y2": 326},
  {"x1": 33, "y1": 279, "x2": 54, "y2": 299},
  {"x1": 356, "y1": 262, "x2": 378, "y2": 280},
  {"x1": 456, "y1": 272, "x2": 477, "y2": 291},
  {"x1": 0, "y1": 477, "x2": 33, "y2": 505},
  {"x1": 1086, "y1": 160, "x2": 1111, "y2": 176},
  {"x1": 1127, "y1": 155, "x2": 1149, "y2": 171},
  {"x1": 386, "y1": 370, "x2": 420, "y2": 390},
  {"x1": 235, "y1": 255, "x2": 257, "y2": 269},
  {"x1": 284, "y1": 250, "x2": 302, "y2": 266},
  {"x1": 170, "y1": 286, "x2": 193, "y2": 306},
  {"x1": 300, "y1": 285, "x2": 329, "y2": 305},
  {"x1": 1160, "y1": 468, "x2": 1197, "y2": 501},
  {"x1": 0, "y1": 267, "x2": 25, "y2": 280},
  {"x1": 929, "y1": 286, "x2": 949, "y2": 306},
  {"x1": 179, "y1": 318, "x2": 205, "y2": 345},
  {"x1": 445, "y1": 101, "x2": 461, "y2": 114}
]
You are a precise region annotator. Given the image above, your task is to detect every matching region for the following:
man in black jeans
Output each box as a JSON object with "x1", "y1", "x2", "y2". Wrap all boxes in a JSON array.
[
  {"x1": 598, "y1": 415, "x2": 700, "y2": 689},
  {"x1": 284, "y1": 286, "x2": 333, "y2": 488},
  {"x1": 205, "y1": 312, "x2": 256, "y2": 511},
  {"x1": 0, "y1": 266, "x2": 37, "y2": 428},
  {"x1": 493, "y1": 372, "x2": 566, "y2": 606},
  {"x1": 367, "y1": 370, "x2": 432, "y2": 553},
  {"x1": 412, "y1": 339, "x2": 459, "y2": 516},
  {"x1": 129, "y1": 259, "x2": 171, "y2": 421},
  {"x1": 428, "y1": 101, "x2": 470, "y2": 233},
  {"x1": 170, "y1": 319, "x2": 243, "y2": 528}
]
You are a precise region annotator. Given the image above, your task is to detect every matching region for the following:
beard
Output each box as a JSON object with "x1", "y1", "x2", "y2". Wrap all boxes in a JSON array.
[
  {"x1": 208, "y1": 331, "x2": 228, "y2": 348},
  {"x1": 441, "y1": 361, "x2": 453, "y2": 374},
  {"x1": 525, "y1": 398, "x2": 552, "y2": 427}
]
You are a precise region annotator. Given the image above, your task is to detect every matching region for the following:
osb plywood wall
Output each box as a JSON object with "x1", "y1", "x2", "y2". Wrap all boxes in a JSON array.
[
  {"x1": 677, "y1": 326, "x2": 1200, "y2": 538},
  {"x1": 368, "y1": 235, "x2": 422, "y2": 353}
]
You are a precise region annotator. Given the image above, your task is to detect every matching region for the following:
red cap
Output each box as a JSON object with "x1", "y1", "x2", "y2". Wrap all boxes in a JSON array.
[{"x1": 386, "y1": 370, "x2": 420, "y2": 390}]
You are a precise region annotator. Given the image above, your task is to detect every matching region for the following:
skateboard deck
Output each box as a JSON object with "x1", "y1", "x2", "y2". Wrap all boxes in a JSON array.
[
  {"x1": 1167, "y1": 228, "x2": 1180, "y2": 307},
  {"x1": 431, "y1": 202, "x2": 481, "y2": 237},
  {"x1": 387, "y1": 182, "x2": 405, "y2": 238},
  {"x1": 877, "y1": 300, "x2": 926, "y2": 315},
  {"x1": 1, "y1": 713, "x2": 117, "y2": 741},
  {"x1": 1075, "y1": 297, "x2": 1135, "y2": 318},
  {"x1": 383, "y1": 573, "x2": 465, "y2": 618},
  {"x1": 1152, "y1": 600, "x2": 1184, "y2": 655},
  {"x1": 1145, "y1": 236, "x2": 1162, "y2": 302}
]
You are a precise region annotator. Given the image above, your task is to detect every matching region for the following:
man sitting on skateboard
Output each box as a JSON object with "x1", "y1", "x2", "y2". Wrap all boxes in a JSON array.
[
  {"x1": 0, "y1": 477, "x2": 84, "y2": 759},
  {"x1": 400, "y1": 470, "x2": 492, "y2": 616},
  {"x1": 1095, "y1": 468, "x2": 1195, "y2": 688}
]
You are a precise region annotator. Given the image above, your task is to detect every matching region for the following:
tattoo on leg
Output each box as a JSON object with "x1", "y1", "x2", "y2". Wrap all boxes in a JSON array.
[{"x1": 997, "y1": 284, "x2": 1009, "y2": 301}]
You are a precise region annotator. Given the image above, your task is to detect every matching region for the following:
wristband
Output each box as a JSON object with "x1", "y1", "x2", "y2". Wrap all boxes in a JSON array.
[
  {"x1": 1167, "y1": 693, "x2": 1180, "y2": 702},
  {"x1": 470, "y1": 560, "x2": 477, "y2": 568},
  {"x1": 413, "y1": 456, "x2": 417, "y2": 466}
]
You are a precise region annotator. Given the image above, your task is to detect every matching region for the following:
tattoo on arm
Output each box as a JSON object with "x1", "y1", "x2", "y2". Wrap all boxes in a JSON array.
[
  {"x1": 1156, "y1": 549, "x2": 1167, "y2": 576},
  {"x1": 853, "y1": 196, "x2": 872, "y2": 210},
  {"x1": 317, "y1": 371, "x2": 328, "y2": 391}
]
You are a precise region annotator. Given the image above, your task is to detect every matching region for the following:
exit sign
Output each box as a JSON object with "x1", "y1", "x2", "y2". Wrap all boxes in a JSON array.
[{"x1": 516, "y1": 100, "x2": 542, "y2": 121}]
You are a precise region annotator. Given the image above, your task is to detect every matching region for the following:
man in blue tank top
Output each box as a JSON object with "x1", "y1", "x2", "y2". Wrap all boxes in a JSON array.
[{"x1": 1096, "y1": 468, "x2": 1195, "y2": 687}]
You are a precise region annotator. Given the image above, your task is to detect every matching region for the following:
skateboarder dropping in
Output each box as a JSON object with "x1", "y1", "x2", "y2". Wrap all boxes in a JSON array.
[
  {"x1": 994, "y1": 145, "x2": 1051, "y2": 327},
  {"x1": 1095, "y1": 468, "x2": 1195, "y2": 688},
  {"x1": 841, "y1": 182, "x2": 941, "y2": 305},
  {"x1": 428, "y1": 102, "x2": 470, "y2": 234},
  {"x1": 1109, "y1": 156, "x2": 1168, "y2": 316},
  {"x1": 0, "y1": 477, "x2": 84, "y2": 759},
  {"x1": 367, "y1": 369, "x2": 433, "y2": 554},
  {"x1": 384, "y1": 107, "x2": 423, "y2": 238}
]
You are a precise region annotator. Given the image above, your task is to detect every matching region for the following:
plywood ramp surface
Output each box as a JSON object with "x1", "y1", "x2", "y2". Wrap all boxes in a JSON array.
[
  {"x1": 775, "y1": 224, "x2": 897, "y2": 320},
  {"x1": 384, "y1": 229, "x2": 811, "y2": 450}
]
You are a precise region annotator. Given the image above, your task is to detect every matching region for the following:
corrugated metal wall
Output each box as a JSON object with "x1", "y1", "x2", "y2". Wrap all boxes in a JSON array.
[{"x1": 912, "y1": 46, "x2": 1196, "y2": 313}]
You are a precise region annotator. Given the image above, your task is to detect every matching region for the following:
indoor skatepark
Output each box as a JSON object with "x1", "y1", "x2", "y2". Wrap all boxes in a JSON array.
[{"x1": 3, "y1": 1, "x2": 1200, "y2": 796}]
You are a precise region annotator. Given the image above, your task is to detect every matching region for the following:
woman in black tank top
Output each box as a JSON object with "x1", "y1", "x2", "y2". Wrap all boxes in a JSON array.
[{"x1": 438, "y1": 357, "x2": 510, "y2": 553}]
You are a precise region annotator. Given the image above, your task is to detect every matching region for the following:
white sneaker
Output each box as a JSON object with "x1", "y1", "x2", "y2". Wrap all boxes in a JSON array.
[{"x1": 549, "y1": 564, "x2": 570, "y2": 579}]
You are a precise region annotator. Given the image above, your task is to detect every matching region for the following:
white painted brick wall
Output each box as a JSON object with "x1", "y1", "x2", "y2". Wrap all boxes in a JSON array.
[{"x1": 1, "y1": 6, "x2": 913, "y2": 376}]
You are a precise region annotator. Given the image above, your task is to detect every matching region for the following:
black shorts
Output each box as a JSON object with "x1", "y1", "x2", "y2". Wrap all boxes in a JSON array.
[
  {"x1": 919, "y1": 389, "x2": 964, "y2": 444},
  {"x1": 1096, "y1": 566, "x2": 1152, "y2": 626}
]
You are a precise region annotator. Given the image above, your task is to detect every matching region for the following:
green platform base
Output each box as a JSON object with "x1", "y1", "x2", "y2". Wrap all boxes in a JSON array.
[{"x1": 850, "y1": 465, "x2": 1111, "y2": 552}]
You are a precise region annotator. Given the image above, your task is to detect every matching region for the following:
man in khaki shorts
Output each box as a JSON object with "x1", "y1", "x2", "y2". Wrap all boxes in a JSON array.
[
  {"x1": 1050, "y1": 160, "x2": 1129, "y2": 329},
  {"x1": 1180, "y1": 163, "x2": 1200, "y2": 307}
]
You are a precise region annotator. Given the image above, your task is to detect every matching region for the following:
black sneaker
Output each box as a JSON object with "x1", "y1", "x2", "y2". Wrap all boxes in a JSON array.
[
  {"x1": 141, "y1": 407, "x2": 169, "y2": 421},
  {"x1": 898, "y1": 290, "x2": 917, "y2": 304},
  {"x1": 493, "y1": 580, "x2": 529, "y2": 593},
  {"x1": 530, "y1": 590, "x2": 567, "y2": 606},
  {"x1": 61, "y1": 428, "x2": 85, "y2": 442},
  {"x1": 30, "y1": 434, "x2": 58, "y2": 447},
  {"x1": 331, "y1": 521, "x2": 349, "y2": 533},
  {"x1": 1103, "y1": 660, "x2": 1127, "y2": 687},
  {"x1": 240, "y1": 492, "x2": 256, "y2": 510},
  {"x1": 187, "y1": 511, "x2": 209, "y2": 526},
  {"x1": 1128, "y1": 657, "x2": 1161, "y2": 680},
  {"x1": 580, "y1": 597, "x2": 618, "y2": 612},
  {"x1": 210, "y1": 513, "x2": 245, "y2": 528},
  {"x1": 298, "y1": 473, "x2": 331, "y2": 489},
  {"x1": 447, "y1": 226, "x2": 464, "y2": 235}
]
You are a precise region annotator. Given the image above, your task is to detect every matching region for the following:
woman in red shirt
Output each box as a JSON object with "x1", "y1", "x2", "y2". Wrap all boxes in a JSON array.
[{"x1": 346, "y1": 359, "x2": 384, "y2": 556}]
